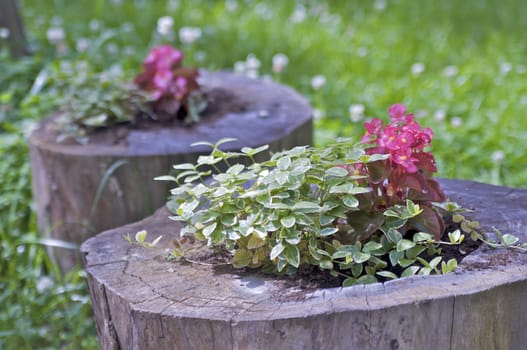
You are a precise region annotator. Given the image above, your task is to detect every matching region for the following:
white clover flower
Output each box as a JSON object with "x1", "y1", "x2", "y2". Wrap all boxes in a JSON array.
[
  {"x1": 106, "y1": 43, "x2": 118, "y2": 55},
  {"x1": 349, "y1": 104, "x2": 365, "y2": 122},
  {"x1": 500, "y1": 62, "x2": 512, "y2": 75},
  {"x1": 157, "y1": 16, "x2": 174, "y2": 36},
  {"x1": 374, "y1": 0, "x2": 387, "y2": 11},
  {"x1": 357, "y1": 47, "x2": 368, "y2": 57},
  {"x1": 89, "y1": 19, "x2": 101, "y2": 32},
  {"x1": 272, "y1": 53, "x2": 289, "y2": 73},
  {"x1": 225, "y1": 0, "x2": 238, "y2": 11},
  {"x1": 233, "y1": 61, "x2": 246, "y2": 74},
  {"x1": 450, "y1": 116, "x2": 463, "y2": 127},
  {"x1": 36, "y1": 276, "x2": 54, "y2": 293},
  {"x1": 76, "y1": 38, "x2": 90, "y2": 53},
  {"x1": 290, "y1": 5, "x2": 307, "y2": 23},
  {"x1": 491, "y1": 150, "x2": 505, "y2": 163},
  {"x1": 434, "y1": 109, "x2": 446, "y2": 122},
  {"x1": 254, "y1": 3, "x2": 272, "y2": 19},
  {"x1": 46, "y1": 27, "x2": 65, "y2": 45},
  {"x1": 313, "y1": 108, "x2": 325, "y2": 121},
  {"x1": 0, "y1": 27, "x2": 10, "y2": 39},
  {"x1": 245, "y1": 54, "x2": 261, "y2": 70},
  {"x1": 246, "y1": 68, "x2": 259, "y2": 79},
  {"x1": 411, "y1": 62, "x2": 425, "y2": 75},
  {"x1": 311, "y1": 75, "x2": 326, "y2": 90},
  {"x1": 443, "y1": 65, "x2": 458, "y2": 77},
  {"x1": 179, "y1": 26, "x2": 202, "y2": 44}
]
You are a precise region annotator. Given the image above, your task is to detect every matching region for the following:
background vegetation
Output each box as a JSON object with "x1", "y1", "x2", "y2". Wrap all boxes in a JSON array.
[{"x1": 1, "y1": 0, "x2": 526, "y2": 348}]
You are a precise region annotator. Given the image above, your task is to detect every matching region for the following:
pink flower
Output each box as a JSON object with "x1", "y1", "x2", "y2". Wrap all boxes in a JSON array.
[
  {"x1": 361, "y1": 118, "x2": 383, "y2": 143},
  {"x1": 388, "y1": 103, "x2": 407, "y2": 121},
  {"x1": 392, "y1": 149, "x2": 418, "y2": 173}
]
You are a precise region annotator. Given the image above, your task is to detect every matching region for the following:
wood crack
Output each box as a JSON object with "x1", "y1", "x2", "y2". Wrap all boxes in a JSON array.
[{"x1": 449, "y1": 296, "x2": 456, "y2": 350}]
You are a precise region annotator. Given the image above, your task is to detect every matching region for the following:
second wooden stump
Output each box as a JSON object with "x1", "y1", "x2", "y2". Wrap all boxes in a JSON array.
[{"x1": 30, "y1": 71, "x2": 313, "y2": 271}]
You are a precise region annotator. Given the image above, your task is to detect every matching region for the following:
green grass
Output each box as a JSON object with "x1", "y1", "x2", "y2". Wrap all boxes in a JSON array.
[{"x1": 1, "y1": 0, "x2": 527, "y2": 347}]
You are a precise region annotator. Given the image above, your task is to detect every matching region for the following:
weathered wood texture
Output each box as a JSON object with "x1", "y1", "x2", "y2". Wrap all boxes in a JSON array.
[
  {"x1": 30, "y1": 71, "x2": 312, "y2": 271},
  {"x1": 81, "y1": 179, "x2": 527, "y2": 350},
  {"x1": 0, "y1": 0, "x2": 29, "y2": 56}
]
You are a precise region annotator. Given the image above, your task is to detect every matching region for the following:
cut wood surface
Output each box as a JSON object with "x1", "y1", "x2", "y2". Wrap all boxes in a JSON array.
[
  {"x1": 30, "y1": 71, "x2": 312, "y2": 271},
  {"x1": 81, "y1": 179, "x2": 527, "y2": 350}
]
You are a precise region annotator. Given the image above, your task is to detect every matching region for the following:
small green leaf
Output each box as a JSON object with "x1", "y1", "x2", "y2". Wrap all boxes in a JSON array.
[
  {"x1": 389, "y1": 250, "x2": 404, "y2": 266},
  {"x1": 365, "y1": 153, "x2": 391, "y2": 162},
  {"x1": 355, "y1": 275, "x2": 378, "y2": 285},
  {"x1": 221, "y1": 214, "x2": 237, "y2": 227},
  {"x1": 406, "y1": 245, "x2": 427, "y2": 259},
  {"x1": 270, "y1": 243, "x2": 285, "y2": 260},
  {"x1": 343, "y1": 277, "x2": 356, "y2": 287},
  {"x1": 406, "y1": 200, "x2": 423, "y2": 217},
  {"x1": 173, "y1": 163, "x2": 196, "y2": 170},
  {"x1": 398, "y1": 258, "x2": 416, "y2": 268},
  {"x1": 352, "y1": 251, "x2": 371, "y2": 264},
  {"x1": 319, "y1": 227, "x2": 339, "y2": 237},
  {"x1": 320, "y1": 215, "x2": 336, "y2": 226},
  {"x1": 277, "y1": 156, "x2": 291, "y2": 170},
  {"x1": 448, "y1": 229, "x2": 462, "y2": 244},
  {"x1": 386, "y1": 228, "x2": 402, "y2": 243},
  {"x1": 319, "y1": 259, "x2": 334, "y2": 270},
  {"x1": 429, "y1": 256, "x2": 442, "y2": 269},
  {"x1": 325, "y1": 166, "x2": 348, "y2": 177},
  {"x1": 396, "y1": 239, "x2": 416, "y2": 252},
  {"x1": 501, "y1": 234, "x2": 520, "y2": 246},
  {"x1": 227, "y1": 164, "x2": 245, "y2": 175},
  {"x1": 203, "y1": 222, "x2": 217, "y2": 237},
  {"x1": 342, "y1": 195, "x2": 359, "y2": 208},
  {"x1": 441, "y1": 258, "x2": 458, "y2": 274},
  {"x1": 376, "y1": 271, "x2": 398, "y2": 280},
  {"x1": 190, "y1": 141, "x2": 214, "y2": 148},
  {"x1": 362, "y1": 241, "x2": 383, "y2": 252},
  {"x1": 154, "y1": 175, "x2": 177, "y2": 182},
  {"x1": 351, "y1": 263, "x2": 363, "y2": 277},
  {"x1": 283, "y1": 244, "x2": 300, "y2": 267},
  {"x1": 292, "y1": 201, "x2": 321, "y2": 213},
  {"x1": 135, "y1": 230, "x2": 147, "y2": 243},
  {"x1": 401, "y1": 266, "x2": 420, "y2": 277},
  {"x1": 280, "y1": 216, "x2": 296, "y2": 228},
  {"x1": 215, "y1": 137, "x2": 238, "y2": 147},
  {"x1": 413, "y1": 232, "x2": 433, "y2": 242},
  {"x1": 247, "y1": 234, "x2": 266, "y2": 249},
  {"x1": 232, "y1": 249, "x2": 252, "y2": 268}
]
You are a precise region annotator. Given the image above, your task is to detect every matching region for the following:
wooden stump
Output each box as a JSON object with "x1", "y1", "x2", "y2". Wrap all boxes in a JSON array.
[
  {"x1": 30, "y1": 71, "x2": 312, "y2": 271},
  {"x1": 81, "y1": 179, "x2": 527, "y2": 350}
]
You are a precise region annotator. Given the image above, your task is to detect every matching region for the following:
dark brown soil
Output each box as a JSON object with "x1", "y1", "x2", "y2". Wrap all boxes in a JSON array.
[{"x1": 178, "y1": 216, "x2": 482, "y2": 292}]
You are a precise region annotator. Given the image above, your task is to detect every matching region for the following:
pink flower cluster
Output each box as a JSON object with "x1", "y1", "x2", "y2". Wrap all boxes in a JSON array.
[
  {"x1": 134, "y1": 45, "x2": 199, "y2": 115},
  {"x1": 361, "y1": 104, "x2": 436, "y2": 174}
]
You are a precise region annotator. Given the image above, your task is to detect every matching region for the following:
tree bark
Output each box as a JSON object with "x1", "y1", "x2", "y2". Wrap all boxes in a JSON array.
[
  {"x1": 30, "y1": 71, "x2": 313, "y2": 271},
  {"x1": 81, "y1": 179, "x2": 527, "y2": 350},
  {"x1": 0, "y1": 0, "x2": 29, "y2": 57}
]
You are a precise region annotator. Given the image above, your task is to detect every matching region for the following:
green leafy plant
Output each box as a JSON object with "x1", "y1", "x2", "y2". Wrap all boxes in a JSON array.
[
  {"x1": 158, "y1": 105, "x2": 497, "y2": 286},
  {"x1": 24, "y1": 45, "x2": 205, "y2": 143}
]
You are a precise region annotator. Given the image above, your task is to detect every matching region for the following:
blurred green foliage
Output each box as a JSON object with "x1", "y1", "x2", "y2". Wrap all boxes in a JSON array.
[{"x1": 1, "y1": 0, "x2": 526, "y2": 347}]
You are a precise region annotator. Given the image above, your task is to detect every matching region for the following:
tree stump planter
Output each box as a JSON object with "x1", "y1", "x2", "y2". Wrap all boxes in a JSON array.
[
  {"x1": 30, "y1": 71, "x2": 312, "y2": 271},
  {"x1": 81, "y1": 179, "x2": 527, "y2": 350}
]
